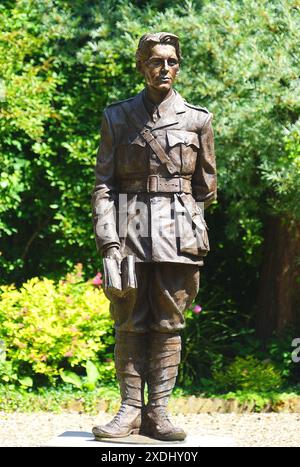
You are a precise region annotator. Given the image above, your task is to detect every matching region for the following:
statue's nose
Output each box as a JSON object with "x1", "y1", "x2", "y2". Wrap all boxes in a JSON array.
[{"x1": 162, "y1": 59, "x2": 170, "y2": 71}]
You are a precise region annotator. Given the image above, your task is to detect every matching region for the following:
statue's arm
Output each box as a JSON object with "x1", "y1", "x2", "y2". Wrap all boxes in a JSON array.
[
  {"x1": 192, "y1": 113, "x2": 217, "y2": 209},
  {"x1": 92, "y1": 109, "x2": 121, "y2": 255}
]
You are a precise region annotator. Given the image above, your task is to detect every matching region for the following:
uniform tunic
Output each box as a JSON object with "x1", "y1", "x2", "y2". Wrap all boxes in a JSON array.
[{"x1": 92, "y1": 89, "x2": 217, "y2": 332}]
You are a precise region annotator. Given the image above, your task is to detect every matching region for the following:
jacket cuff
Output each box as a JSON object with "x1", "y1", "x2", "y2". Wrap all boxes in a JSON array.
[
  {"x1": 203, "y1": 192, "x2": 217, "y2": 209},
  {"x1": 100, "y1": 242, "x2": 120, "y2": 254}
]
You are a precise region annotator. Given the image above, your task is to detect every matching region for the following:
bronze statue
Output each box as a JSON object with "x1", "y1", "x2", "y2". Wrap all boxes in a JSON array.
[{"x1": 92, "y1": 32, "x2": 217, "y2": 442}]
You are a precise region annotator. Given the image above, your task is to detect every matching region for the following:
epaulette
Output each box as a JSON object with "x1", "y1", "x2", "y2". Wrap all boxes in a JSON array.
[
  {"x1": 106, "y1": 96, "x2": 135, "y2": 108},
  {"x1": 184, "y1": 101, "x2": 209, "y2": 113}
]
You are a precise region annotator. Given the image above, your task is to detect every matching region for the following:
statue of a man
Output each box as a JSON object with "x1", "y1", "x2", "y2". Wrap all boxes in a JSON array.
[{"x1": 92, "y1": 32, "x2": 217, "y2": 441}]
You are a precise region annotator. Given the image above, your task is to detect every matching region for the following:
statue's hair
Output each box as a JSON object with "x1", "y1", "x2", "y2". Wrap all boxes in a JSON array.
[{"x1": 136, "y1": 32, "x2": 181, "y2": 71}]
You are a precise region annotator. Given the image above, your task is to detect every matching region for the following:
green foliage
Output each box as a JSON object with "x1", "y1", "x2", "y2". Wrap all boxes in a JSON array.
[
  {"x1": 234, "y1": 327, "x2": 299, "y2": 381},
  {"x1": 0, "y1": 382, "x2": 299, "y2": 414},
  {"x1": 0, "y1": 359, "x2": 34, "y2": 388},
  {"x1": 60, "y1": 359, "x2": 111, "y2": 391},
  {"x1": 179, "y1": 304, "x2": 254, "y2": 387},
  {"x1": 0, "y1": 265, "x2": 115, "y2": 386},
  {"x1": 261, "y1": 122, "x2": 300, "y2": 218},
  {"x1": 1, "y1": 0, "x2": 300, "y2": 392},
  {"x1": 222, "y1": 390, "x2": 284, "y2": 412},
  {"x1": 0, "y1": 384, "x2": 120, "y2": 414},
  {"x1": 0, "y1": 0, "x2": 99, "y2": 282},
  {"x1": 213, "y1": 356, "x2": 283, "y2": 392},
  {"x1": 180, "y1": 303, "x2": 298, "y2": 390}
]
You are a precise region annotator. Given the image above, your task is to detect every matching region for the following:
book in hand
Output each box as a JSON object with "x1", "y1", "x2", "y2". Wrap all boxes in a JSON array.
[{"x1": 103, "y1": 255, "x2": 137, "y2": 299}]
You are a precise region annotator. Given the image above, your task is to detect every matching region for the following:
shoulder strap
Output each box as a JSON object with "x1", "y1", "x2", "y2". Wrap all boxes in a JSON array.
[
  {"x1": 121, "y1": 102, "x2": 178, "y2": 176},
  {"x1": 184, "y1": 102, "x2": 209, "y2": 113}
]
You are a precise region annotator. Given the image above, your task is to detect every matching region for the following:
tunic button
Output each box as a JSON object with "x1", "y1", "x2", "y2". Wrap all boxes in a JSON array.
[{"x1": 151, "y1": 153, "x2": 156, "y2": 160}]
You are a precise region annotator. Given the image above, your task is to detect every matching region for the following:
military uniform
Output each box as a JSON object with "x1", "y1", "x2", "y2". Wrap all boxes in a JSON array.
[
  {"x1": 92, "y1": 89, "x2": 216, "y2": 333},
  {"x1": 92, "y1": 88, "x2": 217, "y2": 441}
]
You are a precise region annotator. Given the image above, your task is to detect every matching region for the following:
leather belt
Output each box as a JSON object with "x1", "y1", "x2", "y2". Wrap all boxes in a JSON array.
[{"x1": 119, "y1": 176, "x2": 192, "y2": 194}]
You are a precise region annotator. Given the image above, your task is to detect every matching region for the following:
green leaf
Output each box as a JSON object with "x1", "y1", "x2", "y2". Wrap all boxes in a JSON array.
[
  {"x1": 60, "y1": 371, "x2": 83, "y2": 389},
  {"x1": 85, "y1": 360, "x2": 100, "y2": 386},
  {"x1": 18, "y1": 376, "x2": 33, "y2": 388}
]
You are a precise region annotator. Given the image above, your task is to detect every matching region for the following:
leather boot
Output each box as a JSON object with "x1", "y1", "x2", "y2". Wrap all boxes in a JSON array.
[
  {"x1": 141, "y1": 332, "x2": 186, "y2": 441},
  {"x1": 93, "y1": 331, "x2": 147, "y2": 439}
]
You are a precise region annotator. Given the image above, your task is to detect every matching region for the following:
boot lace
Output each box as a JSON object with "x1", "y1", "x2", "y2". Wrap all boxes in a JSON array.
[{"x1": 113, "y1": 403, "x2": 128, "y2": 425}]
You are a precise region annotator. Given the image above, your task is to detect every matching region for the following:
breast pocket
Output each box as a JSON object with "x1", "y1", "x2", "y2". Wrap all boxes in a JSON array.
[
  {"x1": 116, "y1": 134, "x2": 148, "y2": 176},
  {"x1": 167, "y1": 131, "x2": 200, "y2": 175}
]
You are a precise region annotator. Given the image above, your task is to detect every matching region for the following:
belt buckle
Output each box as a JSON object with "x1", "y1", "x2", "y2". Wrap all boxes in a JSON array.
[{"x1": 147, "y1": 175, "x2": 159, "y2": 192}]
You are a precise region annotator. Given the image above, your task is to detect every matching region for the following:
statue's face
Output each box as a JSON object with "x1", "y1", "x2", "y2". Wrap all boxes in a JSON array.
[{"x1": 141, "y1": 44, "x2": 179, "y2": 92}]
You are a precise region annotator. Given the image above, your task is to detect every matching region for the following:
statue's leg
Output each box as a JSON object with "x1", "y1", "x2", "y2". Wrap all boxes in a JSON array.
[
  {"x1": 114, "y1": 331, "x2": 147, "y2": 408},
  {"x1": 93, "y1": 263, "x2": 150, "y2": 439},
  {"x1": 93, "y1": 331, "x2": 148, "y2": 439},
  {"x1": 142, "y1": 332, "x2": 185, "y2": 441},
  {"x1": 141, "y1": 263, "x2": 200, "y2": 441}
]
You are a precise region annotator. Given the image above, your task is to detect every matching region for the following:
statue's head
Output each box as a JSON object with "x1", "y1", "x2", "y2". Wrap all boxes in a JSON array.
[{"x1": 136, "y1": 32, "x2": 181, "y2": 92}]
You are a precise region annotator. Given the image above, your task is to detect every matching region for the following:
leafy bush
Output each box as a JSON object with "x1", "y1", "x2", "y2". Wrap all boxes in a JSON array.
[
  {"x1": 232, "y1": 327, "x2": 300, "y2": 382},
  {"x1": 213, "y1": 356, "x2": 283, "y2": 392},
  {"x1": 179, "y1": 300, "x2": 298, "y2": 391},
  {"x1": 0, "y1": 264, "x2": 115, "y2": 386},
  {"x1": 179, "y1": 303, "x2": 254, "y2": 388},
  {"x1": 0, "y1": 384, "x2": 120, "y2": 414}
]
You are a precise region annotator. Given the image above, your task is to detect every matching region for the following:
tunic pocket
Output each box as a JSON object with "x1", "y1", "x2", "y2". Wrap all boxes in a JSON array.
[
  {"x1": 167, "y1": 131, "x2": 199, "y2": 174},
  {"x1": 174, "y1": 193, "x2": 209, "y2": 257},
  {"x1": 167, "y1": 131, "x2": 200, "y2": 149}
]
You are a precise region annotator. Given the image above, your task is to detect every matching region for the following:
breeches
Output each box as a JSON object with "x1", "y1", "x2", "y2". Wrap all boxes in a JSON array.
[{"x1": 109, "y1": 262, "x2": 200, "y2": 333}]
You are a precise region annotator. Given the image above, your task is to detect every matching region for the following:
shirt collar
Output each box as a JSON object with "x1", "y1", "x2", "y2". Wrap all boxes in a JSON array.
[{"x1": 142, "y1": 89, "x2": 176, "y2": 119}]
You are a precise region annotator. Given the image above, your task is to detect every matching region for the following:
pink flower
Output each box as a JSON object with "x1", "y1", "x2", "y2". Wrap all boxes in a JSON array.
[
  {"x1": 193, "y1": 304, "x2": 202, "y2": 314},
  {"x1": 92, "y1": 272, "x2": 102, "y2": 286},
  {"x1": 64, "y1": 350, "x2": 73, "y2": 357}
]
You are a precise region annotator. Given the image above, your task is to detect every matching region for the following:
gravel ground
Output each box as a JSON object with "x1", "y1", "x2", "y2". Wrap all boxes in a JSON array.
[{"x1": 0, "y1": 411, "x2": 300, "y2": 447}]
